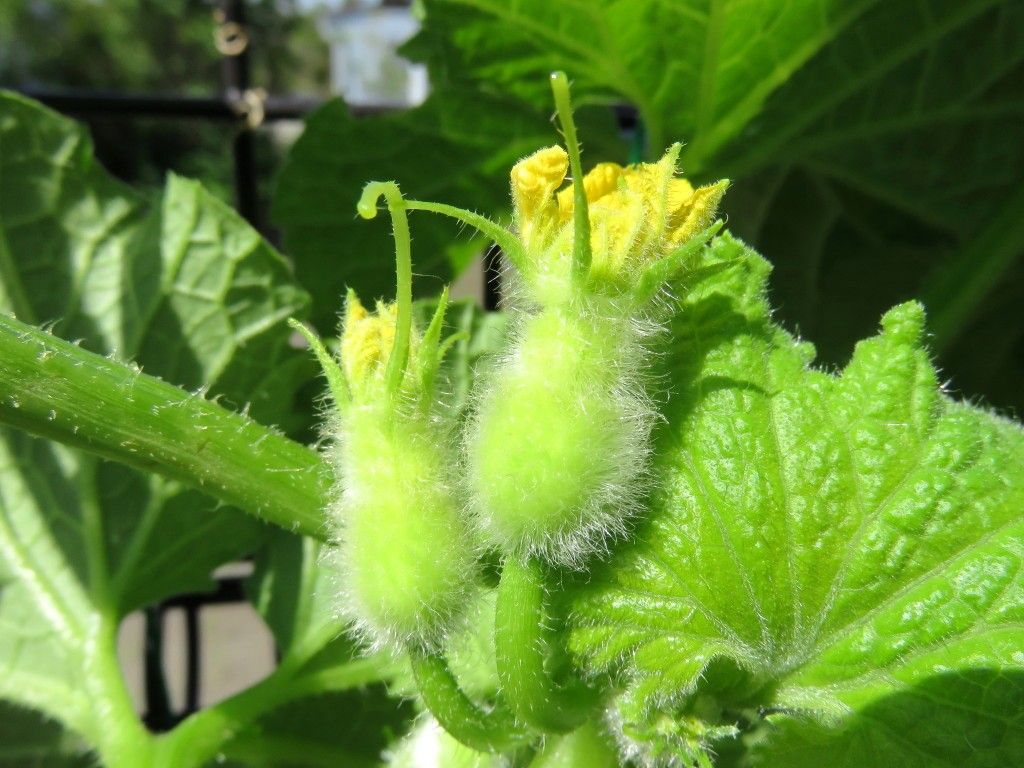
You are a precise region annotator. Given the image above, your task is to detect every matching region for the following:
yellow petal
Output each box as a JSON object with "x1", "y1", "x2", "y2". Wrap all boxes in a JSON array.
[
  {"x1": 341, "y1": 297, "x2": 398, "y2": 387},
  {"x1": 511, "y1": 146, "x2": 568, "y2": 220},
  {"x1": 588, "y1": 189, "x2": 644, "y2": 281},
  {"x1": 668, "y1": 180, "x2": 729, "y2": 246},
  {"x1": 666, "y1": 178, "x2": 696, "y2": 218},
  {"x1": 557, "y1": 162, "x2": 624, "y2": 219}
]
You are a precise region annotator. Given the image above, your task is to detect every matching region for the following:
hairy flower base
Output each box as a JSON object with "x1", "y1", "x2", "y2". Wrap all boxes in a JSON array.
[
  {"x1": 470, "y1": 301, "x2": 655, "y2": 566},
  {"x1": 336, "y1": 403, "x2": 475, "y2": 650}
]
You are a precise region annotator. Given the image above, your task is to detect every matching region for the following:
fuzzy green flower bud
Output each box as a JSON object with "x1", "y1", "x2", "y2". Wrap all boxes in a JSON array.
[
  {"x1": 330, "y1": 292, "x2": 474, "y2": 650},
  {"x1": 294, "y1": 183, "x2": 476, "y2": 651},
  {"x1": 468, "y1": 77, "x2": 729, "y2": 567}
]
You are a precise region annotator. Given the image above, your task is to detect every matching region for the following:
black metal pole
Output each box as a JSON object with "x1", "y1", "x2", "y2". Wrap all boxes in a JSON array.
[
  {"x1": 220, "y1": 0, "x2": 260, "y2": 228},
  {"x1": 143, "y1": 604, "x2": 174, "y2": 731},
  {"x1": 184, "y1": 604, "x2": 201, "y2": 714}
]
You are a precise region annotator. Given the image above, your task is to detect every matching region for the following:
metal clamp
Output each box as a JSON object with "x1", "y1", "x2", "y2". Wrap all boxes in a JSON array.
[
  {"x1": 229, "y1": 88, "x2": 267, "y2": 130},
  {"x1": 214, "y1": 16, "x2": 249, "y2": 56}
]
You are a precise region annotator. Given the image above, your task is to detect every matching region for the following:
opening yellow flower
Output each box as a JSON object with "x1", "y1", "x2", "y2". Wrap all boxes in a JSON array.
[{"x1": 511, "y1": 143, "x2": 728, "y2": 294}]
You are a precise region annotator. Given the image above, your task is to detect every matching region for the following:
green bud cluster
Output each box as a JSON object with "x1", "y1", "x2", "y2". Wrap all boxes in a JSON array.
[{"x1": 296, "y1": 72, "x2": 729, "y2": 757}]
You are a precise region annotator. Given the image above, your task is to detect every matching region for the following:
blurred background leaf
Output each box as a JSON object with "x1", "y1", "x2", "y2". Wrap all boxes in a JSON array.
[
  {"x1": 0, "y1": 90, "x2": 308, "y2": 750},
  {"x1": 395, "y1": 0, "x2": 1024, "y2": 412},
  {"x1": 0, "y1": 703, "x2": 92, "y2": 768}
]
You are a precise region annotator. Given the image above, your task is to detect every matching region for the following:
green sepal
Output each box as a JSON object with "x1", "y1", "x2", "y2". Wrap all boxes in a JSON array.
[
  {"x1": 418, "y1": 285, "x2": 451, "y2": 401},
  {"x1": 287, "y1": 318, "x2": 350, "y2": 409},
  {"x1": 631, "y1": 220, "x2": 726, "y2": 304}
]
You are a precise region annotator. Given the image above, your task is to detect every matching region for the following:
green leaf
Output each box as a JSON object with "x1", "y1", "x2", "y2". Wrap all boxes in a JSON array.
[
  {"x1": 272, "y1": 88, "x2": 624, "y2": 329},
  {"x1": 407, "y1": 0, "x2": 1024, "y2": 411},
  {"x1": 0, "y1": 703, "x2": 92, "y2": 768},
  {"x1": 567, "y1": 234, "x2": 1024, "y2": 765},
  {"x1": 752, "y1": 669, "x2": 1024, "y2": 767},
  {"x1": 0, "y1": 91, "x2": 312, "y2": 759}
]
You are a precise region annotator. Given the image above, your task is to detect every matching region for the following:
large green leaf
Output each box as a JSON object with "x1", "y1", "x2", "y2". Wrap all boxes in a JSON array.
[
  {"x1": 754, "y1": 669, "x2": 1024, "y2": 767},
  {"x1": 403, "y1": 0, "x2": 1024, "y2": 412},
  {"x1": 0, "y1": 91, "x2": 310, "y2": 758},
  {"x1": 567, "y1": 234, "x2": 1024, "y2": 765}
]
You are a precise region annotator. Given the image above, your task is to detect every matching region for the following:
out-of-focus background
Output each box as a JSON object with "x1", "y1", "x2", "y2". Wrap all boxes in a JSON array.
[{"x1": 0, "y1": 0, "x2": 426, "y2": 234}]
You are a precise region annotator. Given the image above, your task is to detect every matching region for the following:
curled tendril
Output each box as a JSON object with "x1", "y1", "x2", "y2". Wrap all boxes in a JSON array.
[{"x1": 356, "y1": 181, "x2": 412, "y2": 398}]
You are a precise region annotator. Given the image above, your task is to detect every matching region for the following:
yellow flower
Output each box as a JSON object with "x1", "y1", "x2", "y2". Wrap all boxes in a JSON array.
[
  {"x1": 510, "y1": 145, "x2": 569, "y2": 251},
  {"x1": 340, "y1": 294, "x2": 399, "y2": 390},
  {"x1": 510, "y1": 144, "x2": 728, "y2": 292}
]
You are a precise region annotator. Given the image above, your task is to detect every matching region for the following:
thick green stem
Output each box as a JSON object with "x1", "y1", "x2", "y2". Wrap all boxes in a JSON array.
[
  {"x1": 409, "y1": 646, "x2": 531, "y2": 753},
  {"x1": 550, "y1": 71, "x2": 592, "y2": 284},
  {"x1": 357, "y1": 181, "x2": 413, "y2": 397},
  {"x1": 0, "y1": 313, "x2": 331, "y2": 538},
  {"x1": 495, "y1": 554, "x2": 597, "y2": 733},
  {"x1": 88, "y1": 614, "x2": 158, "y2": 768}
]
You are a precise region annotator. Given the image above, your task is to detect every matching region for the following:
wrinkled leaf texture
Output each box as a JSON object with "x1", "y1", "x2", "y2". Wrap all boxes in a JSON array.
[{"x1": 568, "y1": 235, "x2": 1024, "y2": 765}]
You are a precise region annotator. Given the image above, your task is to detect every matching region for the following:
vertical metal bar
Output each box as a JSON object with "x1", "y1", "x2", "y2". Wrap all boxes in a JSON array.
[
  {"x1": 143, "y1": 604, "x2": 173, "y2": 731},
  {"x1": 184, "y1": 603, "x2": 201, "y2": 713},
  {"x1": 220, "y1": 0, "x2": 260, "y2": 228}
]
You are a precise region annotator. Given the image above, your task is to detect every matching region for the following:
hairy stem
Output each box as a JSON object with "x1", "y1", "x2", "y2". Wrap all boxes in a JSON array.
[
  {"x1": 154, "y1": 649, "x2": 393, "y2": 768},
  {"x1": 0, "y1": 313, "x2": 331, "y2": 538},
  {"x1": 404, "y1": 199, "x2": 527, "y2": 273},
  {"x1": 90, "y1": 614, "x2": 158, "y2": 768},
  {"x1": 409, "y1": 646, "x2": 531, "y2": 753},
  {"x1": 495, "y1": 554, "x2": 597, "y2": 732},
  {"x1": 550, "y1": 71, "x2": 592, "y2": 283}
]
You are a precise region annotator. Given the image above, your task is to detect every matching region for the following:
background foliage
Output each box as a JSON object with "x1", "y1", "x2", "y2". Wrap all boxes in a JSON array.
[{"x1": 277, "y1": 0, "x2": 1024, "y2": 413}]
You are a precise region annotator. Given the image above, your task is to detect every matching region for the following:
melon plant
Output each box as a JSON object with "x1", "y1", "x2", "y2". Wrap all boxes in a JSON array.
[{"x1": 0, "y1": 2, "x2": 1022, "y2": 765}]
